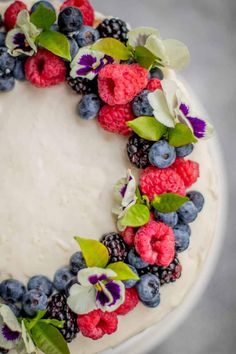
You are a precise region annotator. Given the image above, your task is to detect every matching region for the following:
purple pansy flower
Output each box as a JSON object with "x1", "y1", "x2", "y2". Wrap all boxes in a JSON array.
[
  {"x1": 179, "y1": 103, "x2": 209, "y2": 139},
  {"x1": 0, "y1": 304, "x2": 21, "y2": 350}
]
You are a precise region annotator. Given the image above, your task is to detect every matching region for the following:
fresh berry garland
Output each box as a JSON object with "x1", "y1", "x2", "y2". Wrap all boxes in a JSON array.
[{"x1": 0, "y1": 1, "x2": 213, "y2": 353}]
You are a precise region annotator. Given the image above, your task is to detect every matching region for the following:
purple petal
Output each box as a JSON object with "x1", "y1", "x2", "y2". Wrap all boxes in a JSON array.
[
  {"x1": 78, "y1": 54, "x2": 97, "y2": 67},
  {"x1": 88, "y1": 274, "x2": 108, "y2": 285},
  {"x1": 120, "y1": 184, "x2": 128, "y2": 198},
  {"x1": 1, "y1": 324, "x2": 20, "y2": 342},
  {"x1": 180, "y1": 103, "x2": 189, "y2": 116},
  {"x1": 96, "y1": 289, "x2": 110, "y2": 306},
  {"x1": 76, "y1": 66, "x2": 92, "y2": 76},
  {"x1": 13, "y1": 32, "x2": 31, "y2": 52},
  {"x1": 104, "y1": 281, "x2": 121, "y2": 306},
  {"x1": 187, "y1": 116, "x2": 207, "y2": 138}
]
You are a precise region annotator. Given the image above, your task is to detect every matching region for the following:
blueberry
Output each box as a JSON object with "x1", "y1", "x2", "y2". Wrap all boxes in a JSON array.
[
  {"x1": 69, "y1": 251, "x2": 87, "y2": 275},
  {"x1": 74, "y1": 26, "x2": 100, "y2": 47},
  {"x1": 150, "y1": 67, "x2": 164, "y2": 80},
  {"x1": 77, "y1": 94, "x2": 101, "y2": 120},
  {"x1": 177, "y1": 201, "x2": 198, "y2": 223},
  {"x1": 175, "y1": 144, "x2": 194, "y2": 157},
  {"x1": 0, "y1": 76, "x2": 15, "y2": 92},
  {"x1": 136, "y1": 274, "x2": 160, "y2": 304},
  {"x1": 173, "y1": 223, "x2": 191, "y2": 252},
  {"x1": 27, "y1": 275, "x2": 53, "y2": 296},
  {"x1": 0, "y1": 279, "x2": 25, "y2": 303},
  {"x1": 7, "y1": 303, "x2": 22, "y2": 318},
  {"x1": 187, "y1": 191, "x2": 205, "y2": 212},
  {"x1": 31, "y1": 1, "x2": 55, "y2": 13},
  {"x1": 149, "y1": 140, "x2": 176, "y2": 168},
  {"x1": 127, "y1": 248, "x2": 149, "y2": 269},
  {"x1": 123, "y1": 265, "x2": 139, "y2": 289},
  {"x1": 142, "y1": 293, "x2": 161, "y2": 308},
  {"x1": 58, "y1": 7, "x2": 83, "y2": 34},
  {"x1": 53, "y1": 267, "x2": 75, "y2": 291},
  {"x1": 0, "y1": 33, "x2": 6, "y2": 47},
  {"x1": 0, "y1": 48, "x2": 16, "y2": 76},
  {"x1": 23, "y1": 290, "x2": 48, "y2": 317},
  {"x1": 13, "y1": 57, "x2": 25, "y2": 81},
  {"x1": 154, "y1": 210, "x2": 178, "y2": 227},
  {"x1": 68, "y1": 37, "x2": 79, "y2": 59},
  {"x1": 132, "y1": 90, "x2": 153, "y2": 117},
  {"x1": 51, "y1": 23, "x2": 59, "y2": 32}
]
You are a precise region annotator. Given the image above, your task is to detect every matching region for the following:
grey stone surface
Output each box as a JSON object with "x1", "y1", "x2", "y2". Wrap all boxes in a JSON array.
[{"x1": 91, "y1": 0, "x2": 236, "y2": 353}]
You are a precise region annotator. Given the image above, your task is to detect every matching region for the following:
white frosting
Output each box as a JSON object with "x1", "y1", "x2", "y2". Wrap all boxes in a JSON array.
[{"x1": 0, "y1": 2, "x2": 221, "y2": 354}]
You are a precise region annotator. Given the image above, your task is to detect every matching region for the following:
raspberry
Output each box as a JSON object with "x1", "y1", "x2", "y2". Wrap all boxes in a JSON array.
[
  {"x1": 98, "y1": 103, "x2": 134, "y2": 135},
  {"x1": 140, "y1": 166, "x2": 186, "y2": 201},
  {"x1": 98, "y1": 64, "x2": 149, "y2": 106},
  {"x1": 25, "y1": 49, "x2": 66, "y2": 88},
  {"x1": 121, "y1": 227, "x2": 136, "y2": 246},
  {"x1": 115, "y1": 288, "x2": 139, "y2": 316},
  {"x1": 135, "y1": 221, "x2": 175, "y2": 267},
  {"x1": 60, "y1": 0, "x2": 94, "y2": 26},
  {"x1": 171, "y1": 158, "x2": 200, "y2": 188},
  {"x1": 146, "y1": 78, "x2": 162, "y2": 92},
  {"x1": 4, "y1": 1, "x2": 27, "y2": 31},
  {"x1": 77, "y1": 309, "x2": 118, "y2": 340}
]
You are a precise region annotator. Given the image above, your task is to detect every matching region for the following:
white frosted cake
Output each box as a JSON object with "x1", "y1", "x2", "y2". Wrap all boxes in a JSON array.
[{"x1": 0, "y1": 1, "x2": 222, "y2": 354}]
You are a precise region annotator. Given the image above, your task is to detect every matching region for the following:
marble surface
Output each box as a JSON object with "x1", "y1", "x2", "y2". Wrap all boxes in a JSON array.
[{"x1": 90, "y1": 0, "x2": 235, "y2": 353}]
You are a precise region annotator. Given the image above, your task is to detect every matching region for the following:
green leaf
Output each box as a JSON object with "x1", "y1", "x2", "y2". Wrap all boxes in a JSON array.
[
  {"x1": 142, "y1": 195, "x2": 151, "y2": 209},
  {"x1": 38, "y1": 30, "x2": 71, "y2": 61},
  {"x1": 135, "y1": 187, "x2": 142, "y2": 203},
  {"x1": 119, "y1": 204, "x2": 150, "y2": 227},
  {"x1": 75, "y1": 237, "x2": 109, "y2": 268},
  {"x1": 92, "y1": 38, "x2": 131, "y2": 60},
  {"x1": 127, "y1": 116, "x2": 167, "y2": 141},
  {"x1": 107, "y1": 262, "x2": 140, "y2": 281},
  {"x1": 30, "y1": 4, "x2": 56, "y2": 30},
  {"x1": 152, "y1": 193, "x2": 189, "y2": 213},
  {"x1": 134, "y1": 46, "x2": 157, "y2": 69},
  {"x1": 168, "y1": 123, "x2": 197, "y2": 147},
  {"x1": 31, "y1": 322, "x2": 69, "y2": 354},
  {"x1": 40, "y1": 319, "x2": 65, "y2": 329},
  {"x1": 27, "y1": 310, "x2": 47, "y2": 330}
]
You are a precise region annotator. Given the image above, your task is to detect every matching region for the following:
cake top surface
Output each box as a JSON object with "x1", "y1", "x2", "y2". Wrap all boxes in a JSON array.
[{"x1": 0, "y1": 1, "x2": 220, "y2": 354}]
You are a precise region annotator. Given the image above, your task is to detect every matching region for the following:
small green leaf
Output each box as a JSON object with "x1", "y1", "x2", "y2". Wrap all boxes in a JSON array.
[
  {"x1": 40, "y1": 319, "x2": 65, "y2": 329},
  {"x1": 107, "y1": 262, "x2": 140, "y2": 281},
  {"x1": 134, "y1": 46, "x2": 157, "y2": 69},
  {"x1": 142, "y1": 195, "x2": 151, "y2": 209},
  {"x1": 75, "y1": 237, "x2": 109, "y2": 268},
  {"x1": 119, "y1": 204, "x2": 150, "y2": 227},
  {"x1": 135, "y1": 187, "x2": 142, "y2": 203},
  {"x1": 31, "y1": 322, "x2": 69, "y2": 354},
  {"x1": 27, "y1": 310, "x2": 47, "y2": 330},
  {"x1": 92, "y1": 38, "x2": 131, "y2": 60},
  {"x1": 168, "y1": 123, "x2": 197, "y2": 147},
  {"x1": 127, "y1": 116, "x2": 167, "y2": 141},
  {"x1": 30, "y1": 4, "x2": 56, "y2": 30},
  {"x1": 152, "y1": 193, "x2": 189, "y2": 213},
  {"x1": 38, "y1": 30, "x2": 71, "y2": 61}
]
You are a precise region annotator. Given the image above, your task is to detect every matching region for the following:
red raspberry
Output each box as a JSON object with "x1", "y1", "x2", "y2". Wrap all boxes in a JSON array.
[
  {"x1": 98, "y1": 103, "x2": 134, "y2": 135},
  {"x1": 171, "y1": 158, "x2": 200, "y2": 188},
  {"x1": 25, "y1": 49, "x2": 67, "y2": 88},
  {"x1": 98, "y1": 64, "x2": 149, "y2": 106},
  {"x1": 4, "y1": 1, "x2": 27, "y2": 31},
  {"x1": 146, "y1": 78, "x2": 162, "y2": 92},
  {"x1": 140, "y1": 166, "x2": 186, "y2": 201},
  {"x1": 115, "y1": 288, "x2": 139, "y2": 316},
  {"x1": 121, "y1": 227, "x2": 136, "y2": 246},
  {"x1": 135, "y1": 221, "x2": 175, "y2": 267},
  {"x1": 60, "y1": 0, "x2": 94, "y2": 26},
  {"x1": 77, "y1": 309, "x2": 118, "y2": 340}
]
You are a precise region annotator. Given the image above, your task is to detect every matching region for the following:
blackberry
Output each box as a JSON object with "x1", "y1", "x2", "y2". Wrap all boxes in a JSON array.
[
  {"x1": 46, "y1": 293, "x2": 79, "y2": 343},
  {"x1": 0, "y1": 349, "x2": 9, "y2": 354},
  {"x1": 67, "y1": 76, "x2": 97, "y2": 95},
  {"x1": 158, "y1": 255, "x2": 182, "y2": 285},
  {"x1": 101, "y1": 233, "x2": 128, "y2": 263},
  {"x1": 97, "y1": 18, "x2": 128, "y2": 43},
  {"x1": 127, "y1": 134, "x2": 154, "y2": 169}
]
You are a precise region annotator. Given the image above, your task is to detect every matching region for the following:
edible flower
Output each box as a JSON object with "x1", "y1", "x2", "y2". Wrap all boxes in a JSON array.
[
  {"x1": 67, "y1": 267, "x2": 125, "y2": 314},
  {"x1": 0, "y1": 304, "x2": 21, "y2": 350}
]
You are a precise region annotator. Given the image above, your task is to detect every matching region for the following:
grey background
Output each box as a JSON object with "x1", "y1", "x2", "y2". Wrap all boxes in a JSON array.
[{"x1": 91, "y1": 0, "x2": 236, "y2": 353}]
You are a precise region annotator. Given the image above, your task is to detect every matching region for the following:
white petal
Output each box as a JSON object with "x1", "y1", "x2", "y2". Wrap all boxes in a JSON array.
[
  {"x1": 148, "y1": 90, "x2": 175, "y2": 128},
  {"x1": 77, "y1": 267, "x2": 117, "y2": 286},
  {"x1": 145, "y1": 35, "x2": 167, "y2": 63},
  {"x1": 67, "y1": 284, "x2": 97, "y2": 315},
  {"x1": 0, "y1": 304, "x2": 21, "y2": 333},
  {"x1": 122, "y1": 170, "x2": 136, "y2": 208},
  {"x1": 161, "y1": 79, "x2": 179, "y2": 116},
  {"x1": 163, "y1": 39, "x2": 190, "y2": 70},
  {"x1": 21, "y1": 321, "x2": 36, "y2": 354},
  {"x1": 128, "y1": 27, "x2": 160, "y2": 47}
]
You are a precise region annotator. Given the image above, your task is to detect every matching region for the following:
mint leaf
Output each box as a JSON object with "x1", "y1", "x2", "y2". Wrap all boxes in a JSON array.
[
  {"x1": 75, "y1": 237, "x2": 109, "y2": 268},
  {"x1": 27, "y1": 310, "x2": 47, "y2": 330},
  {"x1": 107, "y1": 262, "x2": 140, "y2": 281},
  {"x1": 152, "y1": 193, "x2": 189, "y2": 213},
  {"x1": 40, "y1": 319, "x2": 65, "y2": 329},
  {"x1": 168, "y1": 123, "x2": 197, "y2": 147},
  {"x1": 127, "y1": 116, "x2": 167, "y2": 141},
  {"x1": 92, "y1": 38, "x2": 131, "y2": 60},
  {"x1": 30, "y1": 4, "x2": 56, "y2": 30},
  {"x1": 38, "y1": 30, "x2": 71, "y2": 61},
  {"x1": 31, "y1": 322, "x2": 69, "y2": 354},
  {"x1": 120, "y1": 204, "x2": 150, "y2": 227},
  {"x1": 134, "y1": 46, "x2": 157, "y2": 69}
]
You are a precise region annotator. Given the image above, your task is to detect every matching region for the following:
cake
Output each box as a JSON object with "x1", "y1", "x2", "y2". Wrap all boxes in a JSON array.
[{"x1": 0, "y1": 1, "x2": 221, "y2": 354}]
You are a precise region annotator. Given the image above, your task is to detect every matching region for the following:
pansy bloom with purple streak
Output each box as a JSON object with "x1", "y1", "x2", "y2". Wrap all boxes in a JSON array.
[
  {"x1": 0, "y1": 304, "x2": 22, "y2": 350},
  {"x1": 70, "y1": 47, "x2": 114, "y2": 80},
  {"x1": 67, "y1": 267, "x2": 125, "y2": 314}
]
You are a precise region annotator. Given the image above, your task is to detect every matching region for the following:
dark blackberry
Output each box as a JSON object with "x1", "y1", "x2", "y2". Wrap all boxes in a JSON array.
[
  {"x1": 46, "y1": 293, "x2": 79, "y2": 343},
  {"x1": 0, "y1": 349, "x2": 9, "y2": 354},
  {"x1": 67, "y1": 76, "x2": 98, "y2": 95},
  {"x1": 127, "y1": 134, "x2": 154, "y2": 169},
  {"x1": 97, "y1": 18, "x2": 128, "y2": 43},
  {"x1": 157, "y1": 254, "x2": 182, "y2": 285},
  {"x1": 101, "y1": 233, "x2": 128, "y2": 262}
]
